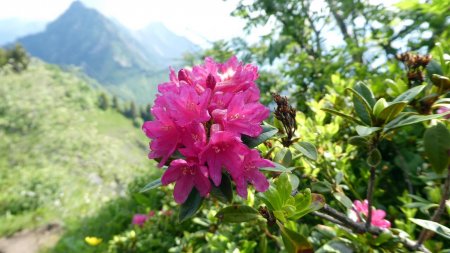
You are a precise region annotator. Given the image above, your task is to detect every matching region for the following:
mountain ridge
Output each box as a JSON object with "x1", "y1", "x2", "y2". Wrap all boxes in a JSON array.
[{"x1": 12, "y1": 1, "x2": 197, "y2": 104}]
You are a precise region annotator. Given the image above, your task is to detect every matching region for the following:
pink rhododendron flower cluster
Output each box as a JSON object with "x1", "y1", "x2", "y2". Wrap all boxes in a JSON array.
[
  {"x1": 349, "y1": 200, "x2": 391, "y2": 229},
  {"x1": 142, "y1": 56, "x2": 274, "y2": 204}
]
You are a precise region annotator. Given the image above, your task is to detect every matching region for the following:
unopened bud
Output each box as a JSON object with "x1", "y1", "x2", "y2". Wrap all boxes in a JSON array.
[
  {"x1": 206, "y1": 73, "x2": 216, "y2": 90},
  {"x1": 178, "y1": 69, "x2": 192, "y2": 84}
]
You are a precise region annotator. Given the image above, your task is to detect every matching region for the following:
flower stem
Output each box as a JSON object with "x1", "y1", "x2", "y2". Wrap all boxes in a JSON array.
[
  {"x1": 416, "y1": 165, "x2": 450, "y2": 247},
  {"x1": 312, "y1": 204, "x2": 431, "y2": 253},
  {"x1": 365, "y1": 165, "x2": 376, "y2": 230}
]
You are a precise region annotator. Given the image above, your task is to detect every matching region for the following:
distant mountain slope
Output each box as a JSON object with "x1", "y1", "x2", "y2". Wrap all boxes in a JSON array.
[
  {"x1": 17, "y1": 1, "x2": 154, "y2": 84},
  {"x1": 14, "y1": 1, "x2": 197, "y2": 104},
  {"x1": 0, "y1": 60, "x2": 154, "y2": 235},
  {"x1": 135, "y1": 22, "x2": 199, "y2": 65}
]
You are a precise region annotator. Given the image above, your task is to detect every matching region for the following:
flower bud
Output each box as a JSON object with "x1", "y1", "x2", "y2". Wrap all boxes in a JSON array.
[
  {"x1": 206, "y1": 73, "x2": 216, "y2": 90},
  {"x1": 178, "y1": 69, "x2": 192, "y2": 84}
]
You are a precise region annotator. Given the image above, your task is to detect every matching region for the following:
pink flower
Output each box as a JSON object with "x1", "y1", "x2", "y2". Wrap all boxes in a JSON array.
[
  {"x1": 142, "y1": 108, "x2": 179, "y2": 167},
  {"x1": 165, "y1": 84, "x2": 211, "y2": 126},
  {"x1": 179, "y1": 123, "x2": 207, "y2": 158},
  {"x1": 350, "y1": 200, "x2": 391, "y2": 229},
  {"x1": 231, "y1": 149, "x2": 274, "y2": 198},
  {"x1": 212, "y1": 90, "x2": 270, "y2": 137},
  {"x1": 142, "y1": 56, "x2": 272, "y2": 204},
  {"x1": 437, "y1": 106, "x2": 450, "y2": 119},
  {"x1": 200, "y1": 126, "x2": 250, "y2": 186},
  {"x1": 132, "y1": 214, "x2": 149, "y2": 227},
  {"x1": 161, "y1": 159, "x2": 211, "y2": 204}
]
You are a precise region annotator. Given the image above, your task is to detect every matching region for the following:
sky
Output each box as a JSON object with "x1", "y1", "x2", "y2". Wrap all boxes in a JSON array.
[{"x1": 0, "y1": 0, "x2": 255, "y2": 47}]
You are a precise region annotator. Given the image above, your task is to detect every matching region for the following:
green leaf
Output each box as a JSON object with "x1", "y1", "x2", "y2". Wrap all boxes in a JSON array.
[
  {"x1": 424, "y1": 123, "x2": 450, "y2": 173},
  {"x1": 393, "y1": 84, "x2": 426, "y2": 103},
  {"x1": 139, "y1": 178, "x2": 162, "y2": 193},
  {"x1": 410, "y1": 218, "x2": 450, "y2": 239},
  {"x1": 289, "y1": 174, "x2": 300, "y2": 191},
  {"x1": 373, "y1": 98, "x2": 388, "y2": 117},
  {"x1": 348, "y1": 136, "x2": 368, "y2": 147},
  {"x1": 278, "y1": 223, "x2": 314, "y2": 253},
  {"x1": 210, "y1": 173, "x2": 233, "y2": 203},
  {"x1": 294, "y1": 189, "x2": 312, "y2": 211},
  {"x1": 333, "y1": 192, "x2": 353, "y2": 209},
  {"x1": 347, "y1": 87, "x2": 374, "y2": 126},
  {"x1": 260, "y1": 162, "x2": 293, "y2": 172},
  {"x1": 274, "y1": 148, "x2": 292, "y2": 167},
  {"x1": 384, "y1": 112, "x2": 450, "y2": 132},
  {"x1": 321, "y1": 108, "x2": 365, "y2": 125},
  {"x1": 179, "y1": 189, "x2": 203, "y2": 223},
  {"x1": 242, "y1": 125, "x2": 278, "y2": 148},
  {"x1": 426, "y1": 60, "x2": 443, "y2": 78},
  {"x1": 316, "y1": 240, "x2": 354, "y2": 253},
  {"x1": 259, "y1": 186, "x2": 281, "y2": 211},
  {"x1": 378, "y1": 101, "x2": 408, "y2": 122},
  {"x1": 431, "y1": 74, "x2": 450, "y2": 89},
  {"x1": 293, "y1": 141, "x2": 318, "y2": 160},
  {"x1": 290, "y1": 192, "x2": 325, "y2": 220},
  {"x1": 275, "y1": 173, "x2": 293, "y2": 204},
  {"x1": 312, "y1": 181, "x2": 332, "y2": 193},
  {"x1": 367, "y1": 148, "x2": 382, "y2": 167},
  {"x1": 216, "y1": 205, "x2": 260, "y2": 223},
  {"x1": 356, "y1": 125, "x2": 381, "y2": 137},
  {"x1": 354, "y1": 81, "x2": 376, "y2": 107}
]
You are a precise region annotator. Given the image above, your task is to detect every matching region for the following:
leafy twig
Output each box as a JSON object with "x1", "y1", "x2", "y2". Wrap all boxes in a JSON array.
[{"x1": 415, "y1": 166, "x2": 450, "y2": 248}]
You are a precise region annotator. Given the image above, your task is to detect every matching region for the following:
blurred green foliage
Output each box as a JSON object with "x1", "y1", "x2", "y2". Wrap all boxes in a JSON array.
[{"x1": 0, "y1": 60, "x2": 154, "y2": 235}]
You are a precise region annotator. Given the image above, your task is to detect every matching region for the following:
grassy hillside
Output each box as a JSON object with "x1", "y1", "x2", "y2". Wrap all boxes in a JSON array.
[{"x1": 0, "y1": 60, "x2": 155, "y2": 235}]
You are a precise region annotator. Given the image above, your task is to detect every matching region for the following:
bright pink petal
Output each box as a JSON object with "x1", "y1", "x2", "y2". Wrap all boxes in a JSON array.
[
  {"x1": 173, "y1": 176, "x2": 194, "y2": 204},
  {"x1": 247, "y1": 170, "x2": 269, "y2": 192}
]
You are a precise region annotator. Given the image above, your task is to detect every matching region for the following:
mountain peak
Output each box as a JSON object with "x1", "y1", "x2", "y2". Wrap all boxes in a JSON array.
[{"x1": 67, "y1": 1, "x2": 87, "y2": 11}]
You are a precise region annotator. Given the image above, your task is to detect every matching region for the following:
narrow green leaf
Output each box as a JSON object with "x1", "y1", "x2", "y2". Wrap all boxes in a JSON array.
[
  {"x1": 356, "y1": 125, "x2": 381, "y2": 137},
  {"x1": 347, "y1": 87, "x2": 374, "y2": 126},
  {"x1": 410, "y1": 218, "x2": 450, "y2": 239},
  {"x1": 275, "y1": 173, "x2": 292, "y2": 204},
  {"x1": 373, "y1": 98, "x2": 388, "y2": 117},
  {"x1": 140, "y1": 178, "x2": 162, "y2": 193},
  {"x1": 424, "y1": 123, "x2": 450, "y2": 173},
  {"x1": 210, "y1": 173, "x2": 233, "y2": 203},
  {"x1": 321, "y1": 108, "x2": 366, "y2": 125},
  {"x1": 333, "y1": 192, "x2": 353, "y2": 209},
  {"x1": 354, "y1": 81, "x2": 376, "y2": 107},
  {"x1": 260, "y1": 162, "x2": 293, "y2": 172},
  {"x1": 278, "y1": 223, "x2": 314, "y2": 253},
  {"x1": 311, "y1": 181, "x2": 332, "y2": 193},
  {"x1": 179, "y1": 189, "x2": 203, "y2": 223},
  {"x1": 384, "y1": 112, "x2": 450, "y2": 132},
  {"x1": 289, "y1": 174, "x2": 300, "y2": 191},
  {"x1": 378, "y1": 101, "x2": 408, "y2": 122},
  {"x1": 216, "y1": 205, "x2": 260, "y2": 223},
  {"x1": 393, "y1": 84, "x2": 426, "y2": 103},
  {"x1": 348, "y1": 136, "x2": 368, "y2": 146},
  {"x1": 294, "y1": 141, "x2": 318, "y2": 160},
  {"x1": 426, "y1": 60, "x2": 444, "y2": 78},
  {"x1": 242, "y1": 125, "x2": 278, "y2": 148}
]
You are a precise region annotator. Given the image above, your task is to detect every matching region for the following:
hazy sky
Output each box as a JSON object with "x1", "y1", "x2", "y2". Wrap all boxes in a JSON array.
[{"x1": 0, "y1": 0, "x2": 254, "y2": 46}]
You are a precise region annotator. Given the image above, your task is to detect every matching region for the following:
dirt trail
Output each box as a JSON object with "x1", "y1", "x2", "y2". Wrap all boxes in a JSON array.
[{"x1": 0, "y1": 224, "x2": 61, "y2": 253}]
